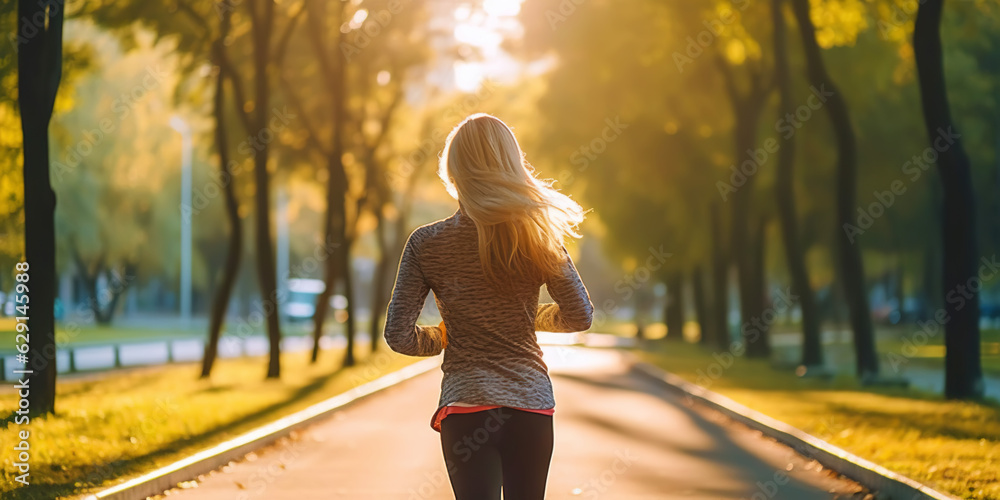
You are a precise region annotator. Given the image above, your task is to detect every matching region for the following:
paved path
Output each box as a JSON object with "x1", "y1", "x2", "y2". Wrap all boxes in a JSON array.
[{"x1": 165, "y1": 347, "x2": 868, "y2": 499}]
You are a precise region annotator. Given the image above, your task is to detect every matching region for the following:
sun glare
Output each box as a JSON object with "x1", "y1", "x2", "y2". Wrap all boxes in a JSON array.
[
  {"x1": 483, "y1": 0, "x2": 521, "y2": 17},
  {"x1": 450, "y1": 0, "x2": 525, "y2": 92}
]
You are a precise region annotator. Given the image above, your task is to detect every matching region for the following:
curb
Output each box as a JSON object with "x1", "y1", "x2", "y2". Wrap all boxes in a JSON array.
[
  {"x1": 84, "y1": 356, "x2": 442, "y2": 500},
  {"x1": 629, "y1": 358, "x2": 958, "y2": 500}
]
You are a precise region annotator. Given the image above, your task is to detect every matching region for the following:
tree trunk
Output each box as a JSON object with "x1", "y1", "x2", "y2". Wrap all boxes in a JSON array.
[
  {"x1": 710, "y1": 203, "x2": 730, "y2": 351},
  {"x1": 202, "y1": 24, "x2": 242, "y2": 379},
  {"x1": 895, "y1": 259, "x2": 905, "y2": 323},
  {"x1": 93, "y1": 265, "x2": 131, "y2": 325},
  {"x1": 18, "y1": 0, "x2": 63, "y2": 416},
  {"x1": 249, "y1": 0, "x2": 282, "y2": 379},
  {"x1": 664, "y1": 272, "x2": 685, "y2": 341},
  {"x1": 744, "y1": 216, "x2": 772, "y2": 358},
  {"x1": 772, "y1": 0, "x2": 822, "y2": 367},
  {"x1": 341, "y1": 234, "x2": 357, "y2": 366},
  {"x1": 791, "y1": 0, "x2": 879, "y2": 379},
  {"x1": 70, "y1": 248, "x2": 126, "y2": 325},
  {"x1": 729, "y1": 100, "x2": 769, "y2": 357},
  {"x1": 369, "y1": 209, "x2": 390, "y2": 352},
  {"x1": 693, "y1": 266, "x2": 711, "y2": 345},
  {"x1": 304, "y1": 0, "x2": 353, "y2": 368},
  {"x1": 309, "y1": 154, "x2": 341, "y2": 364},
  {"x1": 309, "y1": 242, "x2": 336, "y2": 364},
  {"x1": 732, "y1": 107, "x2": 768, "y2": 358},
  {"x1": 913, "y1": 0, "x2": 983, "y2": 399}
]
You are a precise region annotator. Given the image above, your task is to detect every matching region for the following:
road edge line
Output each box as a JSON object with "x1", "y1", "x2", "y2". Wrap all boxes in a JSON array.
[
  {"x1": 83, "y1": 356, "x2": 442, "y2": 500},
  {"x1": 627, "y1": 355, "x2": 958, "y2": 500}
]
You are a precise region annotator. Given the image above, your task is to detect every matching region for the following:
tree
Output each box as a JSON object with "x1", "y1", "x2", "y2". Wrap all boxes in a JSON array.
[
  {"x1": 790, "y1": 0, "x2": 879, "y2": 380},
  {"x1": 715, "y1": 53, "x2": 774, "y2": 359},
  {"x1": 913, "y1": 0, "x2": 984, "y2": 399},
  {"x1": 663, "y1": 271, "x2": 685, "y2": 341},
  {"x1": 361, "y1": 89, "x2": 408, "y2": 353},
  {"x1": 710, "y1": 202, "x2": 731, "y2": 351},
  {"x1": 771, "y1": 0, "x2": 823, "y2": 368},
  {"x1": 279, "y1": 0, "x2": 355, "y2": 367},
  {"x1": 88, "y1": 0, "x2": 260, "y2": 378},
  {"x1": 203, "y1": 9, "x2": 245, "y2": 379},
  {"x1": 692, "y1": 266, "x2": 711, "y2": 345},
  {"x1": 17, "y1": 0, "x2": 64, "y2": 415},
  {"x1": 247, "y1": 0, "x2": 284, "y2": 378},
  {"x1": 277, "y1": 0, "x2": 430, "y2": 365}
]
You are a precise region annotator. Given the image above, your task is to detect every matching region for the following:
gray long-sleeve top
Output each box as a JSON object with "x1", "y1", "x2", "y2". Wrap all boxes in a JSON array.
[{"x1": 383, "y1": 207, "x2": 594, "y2": 427}]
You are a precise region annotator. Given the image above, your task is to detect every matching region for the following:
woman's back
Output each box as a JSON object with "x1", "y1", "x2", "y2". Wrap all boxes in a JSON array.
[{"x1": 384, "y1": 206, "x2": 593, "y2": 422}]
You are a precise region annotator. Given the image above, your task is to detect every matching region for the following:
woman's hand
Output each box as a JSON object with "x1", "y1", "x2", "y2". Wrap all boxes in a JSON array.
[{"x1": 438, "y1": 320, "x2": 448, "y2": 349}]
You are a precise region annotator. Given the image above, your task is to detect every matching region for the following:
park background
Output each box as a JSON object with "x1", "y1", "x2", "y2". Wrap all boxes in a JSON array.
[{"x1": 1, "y1": 0, "x2": 999, "y2": 498}]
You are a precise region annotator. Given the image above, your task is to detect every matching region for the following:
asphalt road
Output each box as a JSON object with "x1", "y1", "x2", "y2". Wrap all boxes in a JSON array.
[{"x1": 161, "y1": 347, "x2": 870, "y2": 499}]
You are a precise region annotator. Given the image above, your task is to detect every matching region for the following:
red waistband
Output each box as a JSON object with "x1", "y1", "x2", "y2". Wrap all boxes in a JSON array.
[{"x1": 432, "y1": 405, "x2": 555, "y2": 432}]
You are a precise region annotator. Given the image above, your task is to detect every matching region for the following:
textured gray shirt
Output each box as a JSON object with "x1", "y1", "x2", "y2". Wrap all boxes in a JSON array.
[{"x1": 384, "y1": 207, "x2": 594, "y2": 428}]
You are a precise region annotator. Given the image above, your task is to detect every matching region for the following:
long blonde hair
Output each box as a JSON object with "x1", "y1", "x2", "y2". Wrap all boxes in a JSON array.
[{"x1": 439, "y1": 114, "x2": 585, "y2": 283}]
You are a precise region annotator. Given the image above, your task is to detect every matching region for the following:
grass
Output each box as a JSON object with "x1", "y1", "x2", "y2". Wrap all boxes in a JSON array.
[
  {"x1": 0, "y1": 346, "x2": 420, "y2": 499},
  {"x1": 877, "y1": 328, "x2": 1000, "y2": 374},
  {"x1": 639, "y1": 341, "x2": 1000, "y2": 499},
  {"x1": 0, "y1": 322, "x2": 338, "y2": 353},
  {"x1": 599, "y1": 318, "x2": 1000, "y2": 375},
  {"x1": 0, "y1": 323, "x2": 205, "y2": 349}
]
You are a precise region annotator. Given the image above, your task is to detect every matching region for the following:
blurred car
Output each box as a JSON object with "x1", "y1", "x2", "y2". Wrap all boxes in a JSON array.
[
  {"x1": 283, "y1": 278, "x2": 326, "y2": 323},
  {"x1": 982, "y1": 301, "x2": 1000, "y2": 319},
  {"x1": 981, "y1": 301, "x2": 1000, "y2": 328},
  {"x1": 899, "y1": 296, "x2": 931, "y2": 324},
  {"x1": 877, "y1": 296, "x2": 931, "y2": 325}
]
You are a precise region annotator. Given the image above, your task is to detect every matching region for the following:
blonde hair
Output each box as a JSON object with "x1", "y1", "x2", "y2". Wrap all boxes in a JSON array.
[{"x1": 439, "y1": 113, "x2": 585, "y2": 284}]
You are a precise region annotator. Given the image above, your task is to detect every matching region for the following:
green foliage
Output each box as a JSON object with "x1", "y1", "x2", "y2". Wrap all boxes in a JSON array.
[
  {"x1": 0, "y1": 2, "x2": 91, "y2": 284},
  {"x1": 518, "y1": 0, "x2": 1000, "y2": 295}
]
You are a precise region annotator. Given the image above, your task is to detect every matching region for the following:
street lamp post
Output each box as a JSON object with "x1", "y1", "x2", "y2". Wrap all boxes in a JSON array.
[{"x1": 169, "y1": 116, "x2": 192, "y2": 327}]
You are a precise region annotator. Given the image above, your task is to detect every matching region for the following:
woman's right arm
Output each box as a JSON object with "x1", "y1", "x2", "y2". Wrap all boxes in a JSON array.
[
  {"x1": 383, "y1": 231, "x2": 446, "y2": 356},
  {"x1": 536, "y1": 247, "x2": 594, "y2": 333}
]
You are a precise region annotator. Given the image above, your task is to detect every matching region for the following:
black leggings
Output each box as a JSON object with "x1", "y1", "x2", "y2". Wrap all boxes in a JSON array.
[{"x1": 440, "y1": 407, "x2": 554, "y2": 500}]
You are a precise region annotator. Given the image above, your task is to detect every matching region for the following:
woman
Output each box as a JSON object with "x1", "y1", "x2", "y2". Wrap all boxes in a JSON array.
[{"x1": 384, "y1": 113, "x2": 594, "y2": 500}]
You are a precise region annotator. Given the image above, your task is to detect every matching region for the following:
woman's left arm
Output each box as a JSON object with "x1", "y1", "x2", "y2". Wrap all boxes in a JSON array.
[{"x1": 383, "y1": 231, "x2": 446, "y2": 356}]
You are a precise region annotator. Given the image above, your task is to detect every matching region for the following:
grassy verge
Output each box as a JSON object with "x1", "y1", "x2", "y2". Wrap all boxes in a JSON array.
[
  {"x1": 639, "y1": 341, "x2": 999, "y2": 499},
  {"x1": 603, "y1": 319, "x2": 1000, "y2": 375},
  {"x1": 0, "y1": 323, "x2": 332, "y2": 348},
  {"x1": 877, "y1": 328, "x2": 1000, "y2": 375},
  {"x1": 0, "y1": 347, "x2": 421, "y2": 499}
]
